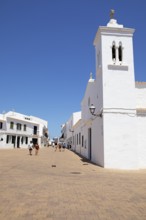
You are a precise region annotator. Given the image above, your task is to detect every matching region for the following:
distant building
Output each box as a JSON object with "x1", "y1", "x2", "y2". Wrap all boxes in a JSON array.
[
  {"x1": 63, "y1": 13, "x2": 146, "y2": 169},
  {"x1": 61, "y1": 111, "x2": 81, "y2": 148},
  {"x1": 0, "y1": 111, "x2": 49, "y2": 149}
]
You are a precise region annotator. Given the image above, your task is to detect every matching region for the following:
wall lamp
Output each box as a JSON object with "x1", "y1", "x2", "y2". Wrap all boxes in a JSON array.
[{"x1": 89, "y1": 104, "x2": 102, "y2": 117}]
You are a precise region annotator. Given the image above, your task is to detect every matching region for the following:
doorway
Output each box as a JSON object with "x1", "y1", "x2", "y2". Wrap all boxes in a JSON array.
[
  {"x1": 17, "y1": 136, "x2": 20, "y2": 148},
  {"x1": 32, "y1": 138, "x2": 38, "y2": 145},
  {"x1": 88, "y1": 128, "x2": 92, "y2": 160},
  {"x1": 12, "y1": 136, "x2": 16, "y2": 148}
]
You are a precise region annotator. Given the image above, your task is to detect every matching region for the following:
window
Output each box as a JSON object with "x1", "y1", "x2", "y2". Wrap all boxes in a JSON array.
[
  {"x1": 25, "y1": 117, "x2": 30, "y2": 120},
  {"x1": 118, "y1": 42, "x2": 123, "y2": 62},
  {"x1": 112, "y1": 42, "x2": 116, "y2": 61},
  {"x1": 33, "y1": 126, "x2": 37, "y2": 135},
  {"x1": 17, "y1": 123, "x2": 21, "y2": 130},
  {"x1": 10, "y1": 122, "x2": 14, "y2": 129},
  {"x1": 82, "y1": 135, "x2": 84, "y2": 147},
  {"x1": 79, "y1": 132, "x2": 81, "y2": 145},
  {"x1": 25, "y1": 137, "x2": 28, "y2": 144},
  {"x1": 44, "y1": 132, "x2": 48, "y2": 138},
  {"x1": 24, "y1": 124, "x2": 27, "y2": 131},
  {"x1": 75, "y1": 134, "x2": 77, "y2": 146},
  {"x1": 111, "y1": 41, "x2": 123, "y2": 64},
  {"x1": 77, "y1": 134, "x2": 78, "y2": 145},
  {"x1": 0, "y1": 122, "x2": 3, "y2": 129}
]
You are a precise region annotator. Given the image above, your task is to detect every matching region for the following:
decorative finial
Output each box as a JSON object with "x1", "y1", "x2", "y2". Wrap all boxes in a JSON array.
[
  {"x1": 110, "y1": 9, "x2": 115, "y2": 19},
  {"x1": 90, "y1": 72, "x2": 92, "y2": 79}
]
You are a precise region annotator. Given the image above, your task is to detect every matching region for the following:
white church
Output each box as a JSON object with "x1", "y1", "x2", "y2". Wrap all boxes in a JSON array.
[{"x1": 63, "y1": 11, "x2": 146, "y2": 170}]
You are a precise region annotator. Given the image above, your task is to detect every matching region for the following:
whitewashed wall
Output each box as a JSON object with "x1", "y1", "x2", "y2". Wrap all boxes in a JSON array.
[
  {"x1": 136, "y1": 83, "x2": 146, "y2": 168},
  {"x1": 65, "y1": 111, "x2": 81, "y2": 147},
  {"x1": 91, "y1": 117, "x2": 104, "y2": 167},
  {"x1": 137, "y1": 116, "x2": 146, "y2": 168},
  {"x1": 79, "y1": 121, "x2": 90, "y2": 159},
  {"x1": 103, "y1": 113, "x2": 138, "y2": 169},
  {"x1": 81, "y1": 77, "x2": 96, "y2": 160},
  {"x1": 72, "y1": 119, "x2": 82, "y2": 154},
  {"x1": 135, "y1": 83, "x2": 146, "y2": 108}
]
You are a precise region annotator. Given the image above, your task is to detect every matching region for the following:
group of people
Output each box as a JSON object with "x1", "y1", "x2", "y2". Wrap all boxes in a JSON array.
[
  {"x1": 28, "y1": 141, "x2": 39, "y2": 156},
  {"x1": 28, "y1": 141, "x2": 66, "y2": 155},
  {"x1": 54, "y1": 142, "x2": 66, "y2": 152}
]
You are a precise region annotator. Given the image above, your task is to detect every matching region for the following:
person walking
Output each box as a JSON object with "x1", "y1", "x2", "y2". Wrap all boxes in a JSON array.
[
  {"x1": 28, "y1": 141, "x2": 33, "y2": 155},
  {"x1": 58, "y1": 143, "x2": 62, "y2": 152},
  {"x1": 34, "y1": 143, "x2": 39, "y2": 155},
  {"x1": 54, "y1": 142, "x2": 58, "y2": 151}
]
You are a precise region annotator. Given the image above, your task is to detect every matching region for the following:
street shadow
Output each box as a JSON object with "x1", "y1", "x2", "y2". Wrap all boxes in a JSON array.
[{"x1": 72, "y1": 150, "x2": 101, "y2": 167}]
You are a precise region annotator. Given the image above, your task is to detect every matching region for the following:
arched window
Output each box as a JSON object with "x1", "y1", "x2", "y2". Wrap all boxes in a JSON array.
[
  {"x1": 118, "y1": 42, "x2": 122, "y2": 62},
  {"x1": 112, "y1": 42, "x2": 116, "y2": 60}
]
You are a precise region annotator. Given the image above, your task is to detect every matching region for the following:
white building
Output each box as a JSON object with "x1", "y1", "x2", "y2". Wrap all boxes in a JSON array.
[
  {"x1": 0, "y1": 111, "x2": 49, "y2": 149},
  {"x1": 63, "y1": 13, "x2": 146, "y2": 169},
  {"x1": 61, "y1": 111, "x2": 81, "y2": 148}
]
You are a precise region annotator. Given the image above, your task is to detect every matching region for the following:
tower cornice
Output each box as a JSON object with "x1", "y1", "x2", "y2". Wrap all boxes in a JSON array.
[{"x1": 94, "y1": 26, "x2": 135, "y2": 46}]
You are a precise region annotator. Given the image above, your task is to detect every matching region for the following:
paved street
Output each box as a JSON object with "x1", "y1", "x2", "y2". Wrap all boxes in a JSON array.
[{"x1": 0, "y1": 147, "x2": 146, "y2": 220}]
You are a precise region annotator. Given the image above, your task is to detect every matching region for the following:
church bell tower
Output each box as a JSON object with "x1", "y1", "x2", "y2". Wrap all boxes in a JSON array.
[{"x1": 93, "y1": 10, "x2": 138, "y2": 169}]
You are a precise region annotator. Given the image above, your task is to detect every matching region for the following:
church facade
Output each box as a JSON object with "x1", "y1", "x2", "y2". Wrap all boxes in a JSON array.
[{"x1": 63, "y1": 15, "x2": 146, "y2": 169}]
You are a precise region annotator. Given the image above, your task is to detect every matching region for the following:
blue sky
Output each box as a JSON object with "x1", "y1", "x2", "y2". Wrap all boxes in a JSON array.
[{"x1": 0, "y1": 0, "x2": 146, "y2": 138}]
